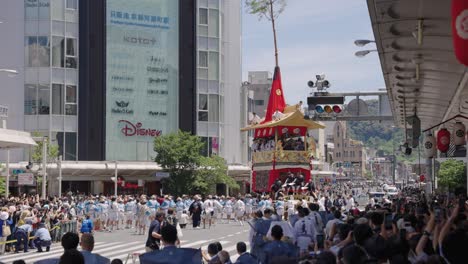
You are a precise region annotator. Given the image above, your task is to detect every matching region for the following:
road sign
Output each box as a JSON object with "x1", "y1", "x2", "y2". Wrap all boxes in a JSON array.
[
  {"x1": 18, "y1": 173, "x2": 35, "y2": 186},
  {"x1": 155, "y1": 172, "x2": 170, "y2": 178},
  {"x1": 319, "y1": 178, "x2": 324, "y2": 183},
  {"x1": 12, "y1": 169, "x2": 25, "y2": 175}
]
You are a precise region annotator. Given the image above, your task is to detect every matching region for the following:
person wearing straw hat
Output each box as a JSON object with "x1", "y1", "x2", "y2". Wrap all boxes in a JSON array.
[{"x1": 0, "y1": 209, "x2": 12, "y2": 255}]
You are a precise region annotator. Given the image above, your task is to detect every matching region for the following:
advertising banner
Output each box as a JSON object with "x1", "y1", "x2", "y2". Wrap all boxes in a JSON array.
[
  {"x1": 106, "y1": 0, "x2": 179, "y2": 161},
  {"x1": 18, "y1": 173, "x2": 35, "y2": 186}
]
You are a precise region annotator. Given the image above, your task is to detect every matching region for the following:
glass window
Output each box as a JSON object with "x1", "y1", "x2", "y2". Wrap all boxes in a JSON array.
[
  {"x1": 65, "y1": 85, "x2": 77, "y2": 115},
  {"x1": 198, "y1": 51, "x2": 208, "y2": 68},
  {"x1": 254, "y1": 100, "x2": 264, "y2": 106},
  {"x1": 24, "y1": 84, "x2": 37, "y2": 115},
  {"x1": 208, "y1": 94, "x2": 219, "y2": 122},
  {"x1": 66, "y1": 38, "x2": 76, "y2": 56},
  {"x1": 55, "y1": 132, "x2": 65, "y2": 157},
  {"x1": 199, "y1": 8, "x2": 208, "y2": 25},
  {"x1": 200, "y1": 137, "x2": 208, "y2": 156},
  {"x1": 198, "y1": 68, "x2": 208, "y2": 80},
  {"x1": 199, "y1": 94, "x2": 208, "y2": 110},
  {"x1": 36, "y1": 36, "x2": 50, "y2": 66},
  {"x1": 208, "y1": 9, "x2": 219, "y2": 37},
  {"x1": 52, "y1": 84, "x2": 64, "y2": 115},
  {"x1": 25, "y1": 1, "x2": 38, "y2": 20},
  {"x1": 38, "y1": 84, "x2": 50, "y2": 115},
  {"x1": 39, "y1": 0, "x2": 50, "y2": 19},
  {"x1": 65, "y1": 38, "x2": 77, "y2": 68},
  {"x1": 198, "y1": 112, "x2": 208, "y2": 122},
  {"x1": 66, "y1": 0, "x2": 77, "y2": 10},
  {"x1": 52, "y1": 36, "x2": 64, "y2": 67},
  {"x1": 51, "y1": 0, "x2": 64, "y2": 20},
  {"x1": 66, "y1": 85, "x2": 76, "y2": 103},
  {"x1": 219, "y1": 96, "x2": 224, "y2": 123},
  {"x1": 208, "y1": 52, "x2": 219, "y2": 80},
  {"x1": 65, "y1": 132, "x2": 77, "y2": 160}
]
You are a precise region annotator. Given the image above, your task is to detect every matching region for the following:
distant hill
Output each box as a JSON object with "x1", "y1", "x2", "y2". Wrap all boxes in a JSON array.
[{"x1": 346, "y1": 99, "x2": 414, "y2": 160}]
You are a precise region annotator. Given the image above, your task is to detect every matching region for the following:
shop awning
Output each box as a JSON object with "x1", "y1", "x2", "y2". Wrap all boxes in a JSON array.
[
  {"x1": 0, "y1": 128, "x2": 37, "y2": 149},
  {"x1": 366, "y1": 0, "x2": 468, "y2": 130}
]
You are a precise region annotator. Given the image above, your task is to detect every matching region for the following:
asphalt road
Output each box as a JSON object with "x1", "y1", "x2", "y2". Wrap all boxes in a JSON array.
[{"x1": 0, "y1": 220, "x2": 251, "y2": 263}]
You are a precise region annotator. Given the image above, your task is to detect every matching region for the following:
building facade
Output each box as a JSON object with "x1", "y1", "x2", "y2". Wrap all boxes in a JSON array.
[
  {"x1": 0, "y1": 0, "x2": 247, "y2": 195},
  {"x1": 333, "y1": 121, "x2": 367, "y2": 177},
  {"x1": 195, "y1": 0, "x2": 244, "y2": 164},
  {"x1": 246, "y1": 71, "x2": 272, "y2": 117}
]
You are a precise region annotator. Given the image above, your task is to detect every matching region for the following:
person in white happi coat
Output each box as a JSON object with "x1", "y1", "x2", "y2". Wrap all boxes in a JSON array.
[
  {"x1": 108, "y1": 197, "x2": 119, "y2": 232},
  {"x1": 224, "y1": 197, "x2": 233, "y2": 223},
  {"x1": 98, "y1": 198, "x2": 109, "y2": 231},
  {"x1": 125, "y1": 197, "x2": 136, "y2": 229},
  {"x1": 275, "y1": 196, "x2": 285, "y2": 221},
  {"x1": 287, "y1": 199, "x2": 296, "y2": 220},
  {"x1": 234, "y1": 197, "x2": 246, "y2": 226},
  {"x1": 117, "y1": 199, "x2": 125, "y2": 229},
  {"x1": 212, "y1": 197, "x2": 224, "y2": 224},
  {"x1": 244, "y1": 194, "x2": 254, "y2": 219},
  {"x1": 345, "y1": 195, "x2": 355, "y2": 212},
  {"x1": 137, "y1": 200, "x2": 150, "y2": 235},
  {"x1": 175, "y1": 197, "x2": 185, "y2": 221},
  {"x1": 202, "y1": 195, "x2": 215, "y2": 229},
  {"x1": 294, "y1": 208, "x2": 315, "y2": 256}
]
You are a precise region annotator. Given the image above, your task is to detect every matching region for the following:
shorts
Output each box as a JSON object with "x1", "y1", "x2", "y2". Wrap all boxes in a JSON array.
[
  {"x1": 99, "y1": 213, "x2": 108, "y2": 222},
  {"x1": 202, "y1": 211, "x2": 214, "y2": 219},
  {"x1": 235, "y1": 210, "x2": 245, "y2": 218},
  {"x1": 108, "y1": 213, "x2": 118, "y2": 222},
  {"x1": 225, "y1": 208, "x2": 233, "y2": 215}
]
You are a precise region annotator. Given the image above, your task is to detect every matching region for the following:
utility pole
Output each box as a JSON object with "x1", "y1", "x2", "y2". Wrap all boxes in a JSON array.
[
  {"x1": 114, "y1": 161, "x2": 118, "y2": 197},
  {"x1": 41, "y1": 137, "x2": 47, "y2": 199},
  {"x1": 58, "y1": 155, "x2": 62, "y2": 197}
]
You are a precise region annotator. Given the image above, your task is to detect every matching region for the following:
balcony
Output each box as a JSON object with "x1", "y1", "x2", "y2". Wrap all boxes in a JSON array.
[{"x1": 253, "y1": 150, "x2": 310, "y2": 165}]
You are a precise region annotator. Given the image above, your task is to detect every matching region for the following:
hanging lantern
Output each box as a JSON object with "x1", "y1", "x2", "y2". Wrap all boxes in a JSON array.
[
  {"x1": 423, "y1": 133, "x2": 436, "y2": 158},
  {"x1": 453, "y1": 122, "x2": 466, "y2": 145},
  {"x1": 437, "y1": 129, "x2": 451, "y2": 153},
  {"x1": 452, "y1": 0, "x2": 468, "y2": 66}
]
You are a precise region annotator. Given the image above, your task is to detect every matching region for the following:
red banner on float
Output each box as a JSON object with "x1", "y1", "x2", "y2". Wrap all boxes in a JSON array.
[{"x1": 452, "y1": 0, "x2": 468, "y2": 66}]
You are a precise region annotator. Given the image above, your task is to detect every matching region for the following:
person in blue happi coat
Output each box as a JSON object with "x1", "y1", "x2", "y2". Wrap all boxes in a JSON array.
[{"x1": 262, "y1": 225, "x2": 297, "y2": 264}]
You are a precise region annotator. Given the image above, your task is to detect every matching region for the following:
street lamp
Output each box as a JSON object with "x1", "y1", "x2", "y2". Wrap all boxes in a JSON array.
[
  {"x1": 354, "y1": 39, "x2": 375, "y2": 47},
  {"x1": 355, "y1": 50, "x2": 378, "y2": 58}
]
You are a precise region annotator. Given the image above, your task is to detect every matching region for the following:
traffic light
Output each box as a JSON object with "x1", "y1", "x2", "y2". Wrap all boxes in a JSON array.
[{"x1": 307, "y1": 95, "x2": 344, "y2": 115}]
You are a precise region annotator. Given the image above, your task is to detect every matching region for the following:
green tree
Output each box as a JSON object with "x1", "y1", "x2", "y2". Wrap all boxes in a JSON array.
[
  {"x1": 31, "y1": 132, "x2": 59, "y2": 163},
  {"x1": 438, "y1": 159, "x2": 466, "y2": 191},
  {"x1": 193, "y1": 155, "x2": 239, "y2": 194},
  {"x1": 0, "y1": 165, "x2": 5, "y2": 196},
  {"x1": 154, "y1": 130, "x2": 204, "y2": 196},
  {"x1": 245, "y1": 0, "x2": 287, "y2": 66}
]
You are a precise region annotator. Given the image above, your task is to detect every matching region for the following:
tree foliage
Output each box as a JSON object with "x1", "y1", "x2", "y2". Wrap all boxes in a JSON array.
[
  {"x1": 154, "y1": 130, "x2": 237, "y2": 196},
  {"x1": 154, "y1": 130, "x2": 204, "y2": 196},
  {"x1": 31, "y1": 132, "x2": 59, "y2": 163},
  {"x1": 438, "y1": 159, "x2": 466, "y2": 191},
  {"x1": 193, "y1": 155, "x2": 239, "y2": 194},
  {"x1": 245, "y1": 0, "x2": 287, "y2": 21},
  {"x1": 0, "y1": 165, "x2": 5, "y2": 196},
  {"x1": 346, "y1": 99, "x2": 422, "y2": 163}
]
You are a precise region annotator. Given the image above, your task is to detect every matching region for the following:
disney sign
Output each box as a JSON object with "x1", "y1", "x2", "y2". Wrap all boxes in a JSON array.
[{"x1": 119, "y1": 120, "x2": 162, "y2": 137}]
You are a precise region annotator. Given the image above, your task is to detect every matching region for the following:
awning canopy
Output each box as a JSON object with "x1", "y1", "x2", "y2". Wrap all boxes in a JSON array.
[
  {"x1": 1, "y1": 161, "x2": 251, "y2": 181},
  {"x1": 367, "y1": 0, "x2": 468, "y2": 130},
  {"x1": 241, "y1": 106, "x2": 325, "y2": 132},
  {"x1": 0, "y1": 128, "x2": 37, "y2": 149}
]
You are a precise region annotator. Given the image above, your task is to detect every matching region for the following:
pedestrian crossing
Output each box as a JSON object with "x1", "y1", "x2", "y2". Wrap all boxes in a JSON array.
[{"x1": 0, "y1": 238, "x2": 250, "y2": 263}]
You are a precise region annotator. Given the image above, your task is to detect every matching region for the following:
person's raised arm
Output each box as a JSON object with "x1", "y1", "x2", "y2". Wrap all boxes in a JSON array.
[
  {"x1": 438, "y1": 204, "x2": 459, "y2": 246},
  {"x1": 416, "y1": 211, "x2": 435, "y2": 255}
]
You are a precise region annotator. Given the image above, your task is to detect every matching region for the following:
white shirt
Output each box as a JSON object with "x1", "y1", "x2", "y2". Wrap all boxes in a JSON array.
[
  {"x1": 325, "y1": 218, "x2": 343, "y2": 239},
  {"x1": 294, "y1": 217, "x2": 315, "y2": 239},
  {"x1": 203, "y1": 199, "x2": 214, "y2": 213},
  {"x1": 234, "y1": 200, "x2": 245, "y2": 211}
]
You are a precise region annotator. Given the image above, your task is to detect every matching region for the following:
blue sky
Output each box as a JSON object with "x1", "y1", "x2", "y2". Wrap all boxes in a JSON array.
[{"x1": 242, "y1": 0, "x2": 386, "y2": 105}]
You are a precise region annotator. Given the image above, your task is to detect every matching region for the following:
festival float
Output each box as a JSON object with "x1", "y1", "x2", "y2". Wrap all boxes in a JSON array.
[{"x1": 241, "y1": 67, "x2": 324, "y2": 194}]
